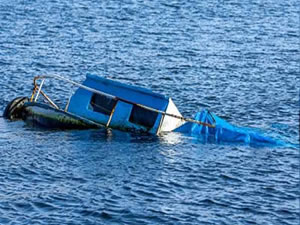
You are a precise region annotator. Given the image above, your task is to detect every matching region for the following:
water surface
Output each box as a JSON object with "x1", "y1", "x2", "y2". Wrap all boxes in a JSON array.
[{"x1": 0, "y1": 0, "x2": 299, "y2": 224}]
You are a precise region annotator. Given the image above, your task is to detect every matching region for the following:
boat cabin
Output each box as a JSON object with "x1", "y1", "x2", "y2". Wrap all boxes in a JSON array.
[{"x1": 67, "y1": 74, "x2": 184, "y2": 134}]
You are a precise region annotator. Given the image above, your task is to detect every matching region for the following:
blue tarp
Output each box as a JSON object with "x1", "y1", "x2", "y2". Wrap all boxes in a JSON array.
[{"x1": 175, "y1": 109, "x2": 284, "y2": 147}]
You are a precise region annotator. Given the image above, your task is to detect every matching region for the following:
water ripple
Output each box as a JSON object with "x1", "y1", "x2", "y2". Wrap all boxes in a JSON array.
[{"x1": 0, "y1": 0, "x2": 299, "y2": 224}]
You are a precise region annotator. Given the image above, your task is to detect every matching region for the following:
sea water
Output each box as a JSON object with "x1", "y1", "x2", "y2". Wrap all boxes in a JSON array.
[{"x1": 0, "y1": 0, "x2": 299, "y2": 224}]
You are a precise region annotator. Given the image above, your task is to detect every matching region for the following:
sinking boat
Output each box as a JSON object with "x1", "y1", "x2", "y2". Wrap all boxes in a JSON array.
[
  {"x1": 4, "y1": 74, "x2": 215, "y2": 134},
  {"x1": 4, "y1": 74, "x2": 284, "y2": 146}
]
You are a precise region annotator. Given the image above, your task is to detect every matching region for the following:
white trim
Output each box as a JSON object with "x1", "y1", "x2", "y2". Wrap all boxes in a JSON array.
[{"x1": 159, "y1": 98, "x2": 185, "y2": 132}]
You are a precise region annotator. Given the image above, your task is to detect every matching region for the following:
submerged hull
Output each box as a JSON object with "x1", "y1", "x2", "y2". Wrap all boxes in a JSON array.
[{"x1": 23, "y1": 102, "x2": 100, "y2": 129}]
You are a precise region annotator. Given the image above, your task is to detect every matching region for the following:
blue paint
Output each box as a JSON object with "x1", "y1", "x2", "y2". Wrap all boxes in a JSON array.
[
  {"x1": 86, "y1": 74, "x2": 168, "y2": 109},
  {"x1": 68, "y1": 74, "x2": 169, "y2": 133}
]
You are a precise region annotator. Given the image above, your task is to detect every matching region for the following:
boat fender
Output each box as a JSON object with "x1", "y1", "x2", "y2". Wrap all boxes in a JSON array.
[{"x1": 3, "y1": 97, "x2": 29, "y2": 120}]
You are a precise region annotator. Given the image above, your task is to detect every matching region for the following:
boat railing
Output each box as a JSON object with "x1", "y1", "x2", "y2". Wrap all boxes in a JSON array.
[{"x1": 31, "y1": 75, "x2": 216, "y2": 128}]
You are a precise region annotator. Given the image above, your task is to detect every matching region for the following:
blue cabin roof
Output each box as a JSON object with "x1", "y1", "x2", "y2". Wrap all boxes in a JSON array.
[
  {"x1": 87, "y1": 74, "x2": 167, "y2": 100},
  {"x1": 82, "y1": 74, "x2": 169, "y2": 110}
]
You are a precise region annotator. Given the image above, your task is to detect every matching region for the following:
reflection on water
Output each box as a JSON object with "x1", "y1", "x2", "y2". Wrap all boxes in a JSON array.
[{"x1": 159, "y1": 132, "x2": 185, "y2": 145}]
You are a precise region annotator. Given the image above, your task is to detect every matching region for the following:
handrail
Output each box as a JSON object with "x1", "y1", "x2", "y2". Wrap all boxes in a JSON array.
[{"x1": 32, "y1": 75, "x2": 216, "y2": 128}]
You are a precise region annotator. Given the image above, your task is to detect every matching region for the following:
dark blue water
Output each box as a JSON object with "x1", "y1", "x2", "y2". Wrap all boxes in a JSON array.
[{"x1": 0, "y1": 0, "x2": 299, "y2": 224}]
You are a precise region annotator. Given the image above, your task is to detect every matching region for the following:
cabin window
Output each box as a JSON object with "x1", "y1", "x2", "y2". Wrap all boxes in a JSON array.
[
  {"x1": 89, "y1": 93, "x2": 117, "y2": 115},
  {"x1": 129, "y1": 105, "x2": 158, "y2": 129}
]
